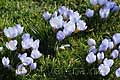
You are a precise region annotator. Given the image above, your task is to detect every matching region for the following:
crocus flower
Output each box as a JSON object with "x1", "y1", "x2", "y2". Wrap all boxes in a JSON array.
[
  {"x1": 16, "y1": 64, "x2": 27, "y2": 75},
  {"x1": 87, "y1": 38, "x2": 96, "y2": 46},
  {"x1": 99, "y1": 39, "x2": 108, "y2": 52},
  {"x1": 63, "y1": 21, "x2": 75, "y2": 33},
  {"x1": 56, "y1": 31, "x2": 65, "y2": 41},
  {"x1": 76, "y1": 20, "x2": 87, "y2": 31},
  {"x1": 85, "y1": 9, "x2": 94, "y2": 18},
  {"x1": 21, "y1": 57, "x2": 33, "y2": 66},
  {"x1": 21, "y1": 37, "x2": 33, "y2": 49},
  {"x1": 0, "y1": 47, "x2": 3, "y2": 51},
  {"x1": 4, "y1": 27, "x2": 18, "y2": 38},
  {"x1": 90, "y1": 0, "x2": 98, "y2": 5},
  {"x1": 30, "y1": 62, "x2": 37, "y2": 70},
  {"x1": 18, "y1": 53, "x2": 27, "y2": 61},
  {"x1": 15, "y1": 24, "x2": 24, "y2": 35},
  {"x1": 43, "y1": 11, "x2": 51, "y2": 20},
  {"x1": 111, "y1": 49, "x2": 119, "y2": 59},
  {"x1": 6, "y1": 40, "x2": 17, "y2": 51},
  {"x1": 112, "y1": 5, "x2": 119, "y2": 12},
  {"x1": 97, "y1": 52, "x2": 104, "y2": 60},
  {"x1": 89, "y1": 46, "x2": 97, "y2": 54},
  {"x1": 105, "y1": 1, "x2": 116, "y2": 9},
  {"x1": 50, "y1": 15, "x2": 63, "y2": 29},
  {"x1": 112, "y1": 33, "x2": 120, "y2": 45},
  {"x1": 118, "y1": 45, "x2": 120, "y2": 51},
  {"x1": 103, "y1": 58, "x2": 114, "y2": 67},
  {"x1": 98, "y1": 64, "x2": 110, "y2": 76},
  {"x1": 98, "y1": 0, "x2": 108, "y2": 5},
  {"x1": 2, "y1": 57, "x2": 10, "y2": 67},
  {"x1": 108, "y1": 41, "x2": 114, "y2": 49},
  {"x1": 115, "y1": 68, "x2": 120, "y2": 77},
  {"x1": 69, "y1": 11, "x2": 81, "y2": 23},
  {"x1": 63, "y1": 28, "x2": 72, "y2": 36},
  {"x1": 58, "y1": 6, "x2": 67, "y2": 15},
  {"x1": 31, "y1": 49, "x2": 42, "y2": 59},
  {"x1": 22, "y1": 33, "x2": 30, "y2": 41},
  {"x1": 86, "y1": 52, "x2": 96, "y2": 63},
  {"x1": 31, "y1": 39, "x2": 40, "y2": 50},
  {"x1": 99, "y1": 8, "x2": 110, "y2": 19}
]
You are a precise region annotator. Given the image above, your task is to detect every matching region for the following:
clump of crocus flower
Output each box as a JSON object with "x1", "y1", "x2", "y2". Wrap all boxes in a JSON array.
[
  {"x1": 43, "y1": 6, "x2": 88, "y2": 41},
  {"x1": 1, "y1": 24, "x2": 42, "y2": 76},
  {"x1": 86, "y1": 33, "x2": 120, "y2": 77},
  {"x1": 85, "y1": 0, "x2": 119, "y2": 19}
]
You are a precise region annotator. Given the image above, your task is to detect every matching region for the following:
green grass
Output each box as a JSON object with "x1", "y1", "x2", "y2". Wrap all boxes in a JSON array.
[{"x1": 0, "y1": 0, "x2": 120, "y2": 80}]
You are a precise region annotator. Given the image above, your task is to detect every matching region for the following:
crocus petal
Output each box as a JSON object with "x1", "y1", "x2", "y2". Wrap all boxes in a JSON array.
[
  {"x1": 116, "y1": 68, "x2": 120, "y2": 77},
  {"x1": 90, "y1": 0, "x2": 98, "y2": 5},
  {"x1": 87, "y1": 38, "x2": 96, "y2": 46},
  {"x1": 16, "y1": 64, "x2": 27, "y2": 75},
  {"x1": 85, "y1": 9, "x2": 94, "y2": 18},
  {"x1": 31, "y1": 50, "x2": 42, "y2": 59},
  {"x1": 43, "y1": 11, "x2": 51, "y2": 20},
  {"x1": 103, "y1": 58, "x2": 114, "y2": 67},
  {"x1": 50, "y1": 15, "x2": 63, "y2": 29},
  {"x1": 99, "y1": 8, "x2": 110, "y2": 19},
  {"x1": 2, "y1": 57, "x2": 10, "y2": 67},
  {"x1": 99, "y1": 39, "x2": 108, "y2": 52},
  {"x1": 112, "y1": 33, "x2": 120, "y2": 45},
  {"x1": 97, "y1": 52, "x2": 104, "y2": 60},
  {"x1": 6, "y1": 40, "x2": 17, "y2": 51},
  {"x1": 31, "y1": 39, "x2": 40, "y2": 50},
  {"x1": 22, "y1": 57, "x2": 33, "y2": 66},
  {"x1": 88, "y1": 46, "x2": 97, "y2": 54},
  {"x1": 98, "y1": 64, "x2": 110, "y2": 76},
  {"x1": 30, "y1": 62, "x2": 37, "y2": 70},
  {"x1": 56, "y1": 31, "x2": 65, "y2": 41},
  {"x1": 76, "y1": 20, "x2": 87, "y2": 31},
  {"x1": 111, "y1": 49, "x2": 119, "y2": 59},
  {"x1": 86, "y1": 52, "x2": 96, "y2": 63}
]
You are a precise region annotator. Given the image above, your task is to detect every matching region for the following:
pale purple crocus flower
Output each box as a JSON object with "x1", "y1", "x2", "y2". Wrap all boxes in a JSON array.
[
  {"x1": 50, "y1": 15, "x2": 63, "y2": 29},
  {"x1": 105, "y1": 1, "x2": 116, "y2": 9},
  {"x1": 43, "y1": 11, "x2": 51, "y2": 20},
  {"x1": 99, "y1": 39, "x2": 109, "y2": 52},
  {"x1": 86, "y1": 52, "x2": 96, "y2": 63},
  {"x1": 103, "y1": 58, "x2": 114, "y2": 67},
  {"x1": 15, "y1": 24, "x2": 24, "y2": 35},
  {"x1": 90, "y1": 0, "x2": 98, "y2": 5},
  {"x1": 98, "y1": 0, "x2": 108, "y2": 5},
  {"x1": 31, "y1": 39, "x2": 40, "y2": 50},
  {"x1": 21, "y1": 35, "x2": 33, "y2": 49},
  {"x1": 6, "y1": 40, "x2": 17, "y2": 51},
  {"x1": 112, "y1": 33, "x2": 120, "y2": 45},
  {"x1": 69, "y1": 11, "x2": 81, "y2": 23},
  {"x1": 56, "y1": 31, "x2": 65, "y2": 41},
  {"x1": 87, "y1": 38, "x2": 96, "y2": 46},
  {"x1": 98, "y1": 64, "x2": 110, "y2": 76},
  {"x1": 99, "y1": 8, "x2": 110, "y2": 19},
  {"x1": 2, "y1": 57, "x2": 10, "y2": 67},
  {"x1": 108, "y1": 41, "x2": 114, "y2": 49},
  {"x1": 16, "y1": 64, "x2": 27, "y2": 75},
  {"x1": 30, "y1": 62, "x2": 37, "y2": 70},
  {"x1": 85, "y1": 9, "x2": 94, "y2": 18},
  {"x1": 31, "y1": 49, "x2": 42, "y2": 59},
  {"x1": 111, "y1": 49, "x2": 119, "y2": 59},
  {"x1": 111, "y1": 5, "x2": 119, "y2": 12},
  {"x1": 18, "y1": 53, "x2": 27, "y2": 61},
  {"x1": 97, "y1": 52, "x2": 104, "y2": 60},
  {"x1": 76, "y1": 20, "x2": 87, "y2": 31},
  {"x1": 21, "y1": 57, "x2": 34, "y2": 66},
  {"x1": 115, "y1": 68, "x2": 120, "y2": 77},
  {"x1": 4, "y1": 27, "x2": 18, "y2": 38},
  {"x1": 88, "y1": 46, "x2": 97, "y2": 54}
]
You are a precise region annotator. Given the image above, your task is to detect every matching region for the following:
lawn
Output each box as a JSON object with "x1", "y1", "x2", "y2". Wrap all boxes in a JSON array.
[{"x1": 0, "y1": 0, "x2": 120, "y2": 80}]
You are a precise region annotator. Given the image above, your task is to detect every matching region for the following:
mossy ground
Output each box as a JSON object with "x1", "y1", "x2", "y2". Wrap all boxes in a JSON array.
[{"x1": 0, "y1": 0, "x2": 120, "y2": 80}]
